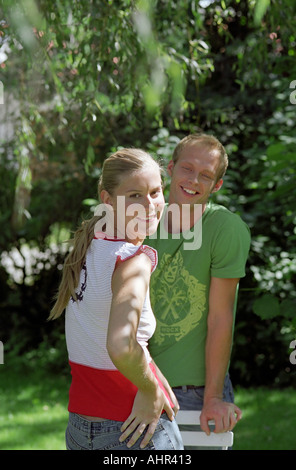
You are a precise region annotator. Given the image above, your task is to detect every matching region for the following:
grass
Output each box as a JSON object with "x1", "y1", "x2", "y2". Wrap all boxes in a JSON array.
[
  {"x1": 233, "y1": 387, "x2": 296, "y2": 450},
  {"x1": 0, "y1": 361, "x2": 295, "y2": 450},
  {"x1": 0, "y1": 361, "x2": 69, "y2": 450}
]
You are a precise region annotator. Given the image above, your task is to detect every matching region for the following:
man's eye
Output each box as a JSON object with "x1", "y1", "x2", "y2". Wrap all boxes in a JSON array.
[{"x1": 201, "y1": 174, "x2": 213, "y2": 181}]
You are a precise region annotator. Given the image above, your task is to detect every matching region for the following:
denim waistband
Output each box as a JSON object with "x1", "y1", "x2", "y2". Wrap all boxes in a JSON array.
[
  {"x1": 68, "y1": 411, "x2": 172, "y2": 436},
  {"x1": 68, "y1": 413, "x2": 121, "y2": 434}
]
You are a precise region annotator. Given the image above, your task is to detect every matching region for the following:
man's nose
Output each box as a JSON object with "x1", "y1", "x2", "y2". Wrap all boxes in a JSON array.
[{"x1": 188, "y1": 172, "x2": 200, "y2": 184}]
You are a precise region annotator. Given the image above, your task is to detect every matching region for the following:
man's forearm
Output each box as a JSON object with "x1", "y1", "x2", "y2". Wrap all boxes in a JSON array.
[
  {"x1": 201, "y1": 277, "x2": 241, "y2": 434},
  {"x1": 203, "y1": 316, "x2": 233, "y2": 403},
  {"x1": 204, "y1": 277, "x2": 238, "y2": 403}
]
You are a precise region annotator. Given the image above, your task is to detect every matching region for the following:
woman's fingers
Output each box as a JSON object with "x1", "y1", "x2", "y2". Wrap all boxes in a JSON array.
[
  {"x1": 163, "y1": 400, "x2": 174, "y2": 421},
  {"x1": 139, "y1": 422, "x2": 157, "y2": 449},
  {"x1": 120, "y1": 418, "x2": 159, "y2": 449},
  {"x1": 120, "y1": 413, "x2": 135, "y2": 433},
  {"x1": 119, "y1": 390, "x2": 174, "y2": 448},
  {"x1": 119, "y1": 416, "x2": 138, "y2": 442}
]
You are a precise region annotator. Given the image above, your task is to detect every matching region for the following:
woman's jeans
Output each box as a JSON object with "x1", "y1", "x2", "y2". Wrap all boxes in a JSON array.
[{"x1": 65, "y1": 412, "x2": 184, "y2": 451}]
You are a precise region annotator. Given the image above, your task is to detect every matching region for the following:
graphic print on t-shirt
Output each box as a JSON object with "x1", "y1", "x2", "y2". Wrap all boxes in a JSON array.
[
  {"x1": 150, "y1": 251, "x2": 206, "y2": 346},
  {"x1": 71, "y1": 263, "x2": 87, "y2": 303}
]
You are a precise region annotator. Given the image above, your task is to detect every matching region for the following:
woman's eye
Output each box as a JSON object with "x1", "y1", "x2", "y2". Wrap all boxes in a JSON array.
[{"x1": 151, "y1": 189, "x2": 161, "y2": 197}]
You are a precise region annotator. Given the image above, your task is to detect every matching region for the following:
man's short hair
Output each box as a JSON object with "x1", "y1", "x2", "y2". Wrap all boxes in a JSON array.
[{"x1": 172, "y1": 133, "x2": 228, "y2": 181}]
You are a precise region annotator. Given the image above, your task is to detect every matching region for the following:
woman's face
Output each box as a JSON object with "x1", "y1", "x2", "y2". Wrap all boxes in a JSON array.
[{"x1": 101, "y1": 165, "x2": 165, "y2": 245}]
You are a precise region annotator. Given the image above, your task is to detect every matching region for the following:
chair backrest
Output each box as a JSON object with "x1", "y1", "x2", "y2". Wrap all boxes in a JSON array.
[{"x1": 176, "y1": 410, "x2": 233, "y2": 449}]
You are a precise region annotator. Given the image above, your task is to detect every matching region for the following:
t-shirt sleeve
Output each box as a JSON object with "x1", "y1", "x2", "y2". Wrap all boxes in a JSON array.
[
  {"x1": 210, "y1": 214, "x2": 251, "y2": 279},
  {"x1": 116, "y1": 244, "x2": 158, "y2": 273},
  {"x1": 138, "y1": 245, "x2": 158, "y2": 272}
]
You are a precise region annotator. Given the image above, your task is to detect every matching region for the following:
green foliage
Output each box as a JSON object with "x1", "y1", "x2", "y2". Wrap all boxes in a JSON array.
[{"x1": 0, "y1": 0, "x2": 295, "y2": 387}]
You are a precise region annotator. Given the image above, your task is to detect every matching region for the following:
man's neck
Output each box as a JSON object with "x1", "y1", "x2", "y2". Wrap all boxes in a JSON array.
[{"x1": 166, "y1": 202, "x2": 207, "y2": 233}]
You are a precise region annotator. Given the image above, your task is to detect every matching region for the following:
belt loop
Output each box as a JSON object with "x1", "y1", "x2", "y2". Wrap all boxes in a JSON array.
[{"x1": 182, "y1": 385, "x2": 187, "y2": 393}]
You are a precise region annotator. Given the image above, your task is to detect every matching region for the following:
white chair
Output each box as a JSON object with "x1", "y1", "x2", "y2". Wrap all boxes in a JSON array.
[{"x1": 176, "y1": 410, "x2": 233, "y2": 450}]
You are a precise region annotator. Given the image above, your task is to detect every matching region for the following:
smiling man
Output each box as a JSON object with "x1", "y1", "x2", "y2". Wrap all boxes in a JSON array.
[{"x1": 148, "y1": 133, "x2": 251, "y2": 448}]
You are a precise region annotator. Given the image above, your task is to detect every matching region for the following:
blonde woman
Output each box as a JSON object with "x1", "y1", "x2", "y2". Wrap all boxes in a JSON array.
[{"x1": 49, "y1": 149, "x2": 183, "y2": 451}]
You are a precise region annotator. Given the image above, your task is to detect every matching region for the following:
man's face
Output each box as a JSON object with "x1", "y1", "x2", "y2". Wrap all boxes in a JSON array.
[{"x1": 167, "y1": 143, "x2": 223, "y2": 208}]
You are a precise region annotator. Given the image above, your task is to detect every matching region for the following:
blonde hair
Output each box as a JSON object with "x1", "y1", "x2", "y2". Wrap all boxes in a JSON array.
[
  {"x1": 172, "y1": 133, "x2": 228, "y2": 181},
  {"x1": 49, "y1": 148, "x2": 160, "y2": 320}
]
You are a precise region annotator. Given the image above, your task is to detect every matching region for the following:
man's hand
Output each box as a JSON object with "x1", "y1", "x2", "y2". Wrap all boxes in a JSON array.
[{"x1": 200, "y1": 398, "x2": 242, "y2": 436}]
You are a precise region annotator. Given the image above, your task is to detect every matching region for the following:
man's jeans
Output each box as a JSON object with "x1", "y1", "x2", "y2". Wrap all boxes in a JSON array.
[{"x1": 173, "y1": 374, "x2": 234, "y2": 450}]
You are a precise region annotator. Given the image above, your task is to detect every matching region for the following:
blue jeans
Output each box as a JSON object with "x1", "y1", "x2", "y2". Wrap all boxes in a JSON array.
[
  {"x1": 173, "y1": 374, "x2": 234, "y2": 411},
  {"x1": 173, "y1": 374, "x2": 234, "y2": 450},
  {"x1": 65, "y1": 412, "x2": 184, "y2": 450}
]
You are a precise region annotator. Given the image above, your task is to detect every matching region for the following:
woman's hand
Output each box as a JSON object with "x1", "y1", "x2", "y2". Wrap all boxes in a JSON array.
[
  {"x1": 168, "y1": 390, "x2": 180, "y2": 416},
  {"x1": 119, "y1": 387, "x2": 174, "y2": 449},
  {"x1": 150, "y1": 359, "x2": 180, "y2": 416}
]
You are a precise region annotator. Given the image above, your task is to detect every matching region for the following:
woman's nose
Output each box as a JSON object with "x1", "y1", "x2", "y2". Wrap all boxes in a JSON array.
[
  {"x1": 143, "y1": 195, "x2": 155, "y2": 211},
  {"x1": 144, "y1": 195, "x2": 153, "y2": 207}
]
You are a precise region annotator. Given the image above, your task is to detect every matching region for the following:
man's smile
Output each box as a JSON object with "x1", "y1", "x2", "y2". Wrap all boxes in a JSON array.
[{"x1": 181, "y1": 186, "x2": 200, "y2": 196}]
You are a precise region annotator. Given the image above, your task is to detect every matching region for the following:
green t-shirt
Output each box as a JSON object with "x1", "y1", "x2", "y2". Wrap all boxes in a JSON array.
[{"x1": 147, "y1": 201, "x2": 251, "y2": 387}]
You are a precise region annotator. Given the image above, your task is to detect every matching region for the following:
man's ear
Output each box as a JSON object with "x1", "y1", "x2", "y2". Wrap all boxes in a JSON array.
[
  {"x1": 100, "y1": 189, "x2": 113, "y2": 206},
  {"x1": 211, "y1": 178, "x2": 223, "y2": 194},
  {"x1": 167, "y1": 160, "x2": 175, "y2": 176}
]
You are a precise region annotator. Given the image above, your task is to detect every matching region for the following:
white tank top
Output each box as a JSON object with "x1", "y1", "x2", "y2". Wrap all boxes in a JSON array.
[{"x1": 65, "y1": 235, "x2": 158, "y2": 370}]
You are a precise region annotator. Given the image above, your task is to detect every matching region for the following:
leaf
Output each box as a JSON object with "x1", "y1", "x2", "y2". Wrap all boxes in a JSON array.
[
  {"x1": 280, "y1": 299, "x2": 296, "y2": 319},
  {"x1": 82, "y1": 198, "x2": 99, "y2": 206},
  {"x1": 253, "y1": 294, "x2": 280, "y2": 320},
  {"x1": 254, "y1": 0, "x2": 270, "y2": 26},
  {"x1": 266, "y1": 143, "x2": 296, "y2": 162},
  {"x1": 84, "y1": 145, "x2": 95, "y2": 174}
]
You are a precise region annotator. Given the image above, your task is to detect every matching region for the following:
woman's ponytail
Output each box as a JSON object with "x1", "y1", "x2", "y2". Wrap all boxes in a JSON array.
[{"x1": 48, "y1": 216, "x2": 100, "y2": 320}]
